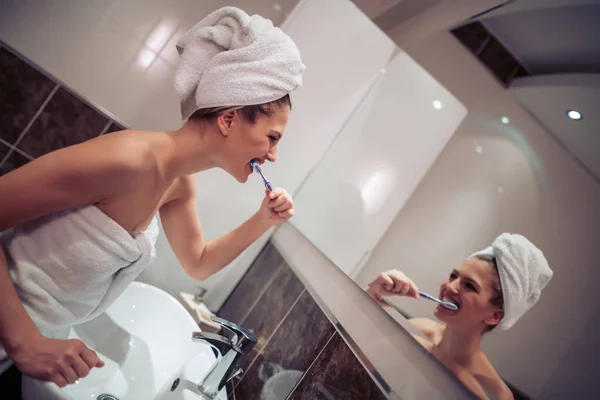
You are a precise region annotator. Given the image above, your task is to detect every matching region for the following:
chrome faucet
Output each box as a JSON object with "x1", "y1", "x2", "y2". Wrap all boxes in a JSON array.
[{"x1": 191, "y1": 316, "x2": 257, "y2": 399}]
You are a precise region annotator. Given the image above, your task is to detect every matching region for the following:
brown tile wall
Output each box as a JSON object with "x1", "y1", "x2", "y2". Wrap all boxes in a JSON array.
[
  {"x1": 451, "y1": 21, "x2": 528, "y2": 86},
  {"x1": 218, "y1": 243, "x2": 386, "y2": 400},
  {"x1": 0, "y1": 44, "x2": 125, "y2": 176}
]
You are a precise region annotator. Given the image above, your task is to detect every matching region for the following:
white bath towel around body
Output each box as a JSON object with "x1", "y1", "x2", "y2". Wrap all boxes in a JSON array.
[{"x1": 0, "y1": 205, "x2": 159, "y2": 374}]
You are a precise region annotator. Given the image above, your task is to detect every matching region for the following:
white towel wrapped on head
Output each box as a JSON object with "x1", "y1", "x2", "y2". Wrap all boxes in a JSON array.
[
  {"x1": 471, "y1": 233, "x2": 553, "y2": 330},
  {"x1": 175, "y1": 6, "x2": 305, "y2": 120}
]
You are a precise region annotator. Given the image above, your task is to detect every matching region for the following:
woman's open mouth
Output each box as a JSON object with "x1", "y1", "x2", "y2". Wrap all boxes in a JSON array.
[
  {"x1": 439, "y1": 295, "x2": 461, "y2": 313},
  {"x1": 246, "y1": 161, "x2": 255, "y2": 176},
  {"x1": 437, "y1": 303, "x2": 459, "y2": 314}
]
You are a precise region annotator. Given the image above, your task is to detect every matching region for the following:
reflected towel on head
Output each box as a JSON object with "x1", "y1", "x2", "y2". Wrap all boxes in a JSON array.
[
  {"x1": 471, "y1": 233, "x2": 553, "y2": 330},
  {"x1": 174, "y1": 6, "x2": 305, "y2": 119}
]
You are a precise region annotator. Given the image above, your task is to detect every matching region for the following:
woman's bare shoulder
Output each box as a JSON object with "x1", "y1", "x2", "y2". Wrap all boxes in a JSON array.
[
  {"x1": 411, "y1": 333, "x2": 434, "y2": 350},
  {"x1": 474, "y1": 354, "x2": 514, "y2": 400},
  {"x1": 409, "y1": 318, "x2": 445, "y2": 343},
  {"x1": 0, "y1": 130, "x2": 161, "y2": 229},
  {"x1": 92, "y1": 129, "x2": 158, "y2": 167}
]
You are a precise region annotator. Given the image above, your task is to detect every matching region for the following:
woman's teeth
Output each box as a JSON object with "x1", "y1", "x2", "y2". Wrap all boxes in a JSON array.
[{"x1": 443, "y1": 296, "x2": 459, "y2": 309}]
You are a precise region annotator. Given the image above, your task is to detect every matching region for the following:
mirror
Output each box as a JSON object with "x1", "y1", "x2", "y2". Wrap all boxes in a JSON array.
[{"x1": 290, "y1": 0, "x2": 600, "y2": 398}]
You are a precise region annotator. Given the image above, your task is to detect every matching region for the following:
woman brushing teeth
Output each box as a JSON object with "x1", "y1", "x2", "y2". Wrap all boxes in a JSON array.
[
  {"x1": 366, "y1": 234, "x2": 553, "y2": 400},
  {"x1": 0, "y1": 7, "x2": 303, "y2": 389}
]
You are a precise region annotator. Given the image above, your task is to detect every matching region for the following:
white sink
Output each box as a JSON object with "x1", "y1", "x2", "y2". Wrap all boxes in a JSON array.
[{"x1": 22, "y1": 282, "x2": 227, "y2": 400}]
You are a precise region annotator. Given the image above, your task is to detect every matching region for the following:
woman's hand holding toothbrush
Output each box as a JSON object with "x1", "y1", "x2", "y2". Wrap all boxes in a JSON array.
[
  {"x1": 366, "y1": 269, "x2": 420, "y2": 306},
  {"x1": 255, "y1": 188, "x2": 294, "y2": 228},
  {"x1": 250, "y1": 160, "x2": 293, "y2": 228}
]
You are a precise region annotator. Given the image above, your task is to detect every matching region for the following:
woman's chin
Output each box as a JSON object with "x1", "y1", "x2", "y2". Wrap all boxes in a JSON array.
[
  {"x1": 239, "y1": 163, "x2": 254, "y2": 183},
  {"x1": 433, "y1": 305, "x2": 458, "y2": 322},
  {"x1": 433, "y1": 308, "x2": 447, "y2": 322},
  {"x1": 227, "y1": 168, "x2": 250, "y2": 183},
  {"x1": 237, "y1": 173, "x2": 249, "y2": 183}
]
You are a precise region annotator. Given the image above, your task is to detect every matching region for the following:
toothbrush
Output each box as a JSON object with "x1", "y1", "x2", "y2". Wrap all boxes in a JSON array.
[
  {"x1": 250, "y1": 159, "x2": 273, "y2": 192},
  {"x1": 419, "y1": 292, "x2": 458, "y2": 311}
]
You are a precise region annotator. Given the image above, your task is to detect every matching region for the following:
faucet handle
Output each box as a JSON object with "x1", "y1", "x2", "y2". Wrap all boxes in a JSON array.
[
  {"x1": 194, "y1": 286, "x2": 207, "y2": 303},
  {"x1": 192, "y1": 331, "x2": 237, "y2": 356},
  {"x1": 211, "y1": 316, "x2": 257, "y2": 355},
  {"x1": 227, "y1": 365, "x2": 243, "y2": 383}
]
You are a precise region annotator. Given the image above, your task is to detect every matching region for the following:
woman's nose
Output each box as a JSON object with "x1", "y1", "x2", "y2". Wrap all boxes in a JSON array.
[
  {"x1": 445, "y1": 280, "x2": 460, "y2": 293},
  {"x1": 267, "y1": 146, "x2": 278, "y2": 162}
]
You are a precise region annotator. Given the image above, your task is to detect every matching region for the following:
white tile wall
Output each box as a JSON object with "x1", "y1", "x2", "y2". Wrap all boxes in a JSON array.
[
  {"x1": 290, "y1": 50, "x2": 467, "y2": 276},
  {"x1": 193, "y1": 0, "x2": 398, "y2": 310},
  {"x1": 0, "y1": 0, "x2": 397, "y2": 310}
]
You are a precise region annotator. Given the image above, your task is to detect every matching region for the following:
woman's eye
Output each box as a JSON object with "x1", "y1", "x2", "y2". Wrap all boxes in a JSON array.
[
  {"x1": 466, "y1": 283, "x2": 476, "y2": 292},
  {"x1": 269, "y1": 136, "x2": 277, "y2": 143},
  {"x1": 450, "y1": 273, "x2": 457, "y2": 280}
]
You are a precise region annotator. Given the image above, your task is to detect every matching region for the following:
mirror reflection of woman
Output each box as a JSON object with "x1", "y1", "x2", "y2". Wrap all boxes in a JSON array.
[{"x1": 366, "y1": 233, "x2": 553, "y2": 400}]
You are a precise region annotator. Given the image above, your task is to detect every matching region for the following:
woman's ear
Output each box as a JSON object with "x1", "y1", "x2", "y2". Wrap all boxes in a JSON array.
[
  {"x1": 484, "y1": 309, "x2": 504, "y2": 327},
  {"x1": 216, "y1": 110, "x2": 236, "y2": 137}
]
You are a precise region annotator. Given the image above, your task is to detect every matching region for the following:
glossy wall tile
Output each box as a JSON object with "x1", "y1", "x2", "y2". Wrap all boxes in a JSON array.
[
  {"x1": 218, "y1": 241, "x2": 386, "y2": 400},
  {"x1": 0, "y1": 150, "x2": 32, "y2": 175},
  {"x1": 104, "y1": 122, "x2": 126, "y2": 135},
  {"x1": 0, "y1": 143, "x2": 11, "y2": 175},
  {"x1": 237, "y1": 264, "x2": 304, "y2": 372},
  {"x1": 18, "y1": 88, "x2": 109, "y2": 157},
  {"x1": 0, "y1": 45, "x2": 126, "y2": 176},
  {"x1": 0, "y1": 47, "x2": 56, "y2": 146},
  {"x1": 234, "y1": 290, "x2": 336, "y2": 399},
  {"x1": 477, "y1": 35, "x2": 521, "y2": 85},
  {"x1": 219, "y1": 243, "x2": 286, "y2": 324},
  {"x1": 289, "y1": 333, "x2": 388, "y2": 400},
  {"x1": 451, "y1": 21, "x2": 528, "y2": 87},
  {"x1": 451, "y1": 21, "x2": 489, "y2": 55}
]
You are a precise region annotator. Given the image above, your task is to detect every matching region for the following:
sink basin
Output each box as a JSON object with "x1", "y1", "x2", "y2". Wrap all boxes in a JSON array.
[{"x1": 22, "y1": 282, "x2": 226, "y2": 400}]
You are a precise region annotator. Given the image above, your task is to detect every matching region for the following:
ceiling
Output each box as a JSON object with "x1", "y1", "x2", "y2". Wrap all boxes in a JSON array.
[
  {"x1": 477, "y1": 0, "x2": 600, "y2": 181},
  {"x1": 482, "y1": 0, "x2": 600, "y2": 74},
  {"x1": 510, "y1": 74, "x2": 600, "y2": 179}
]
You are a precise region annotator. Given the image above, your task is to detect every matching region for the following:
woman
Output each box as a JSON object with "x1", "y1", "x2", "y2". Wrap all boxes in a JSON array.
[
  {"x1": 366, "y1": 233, "x2": 553, "y2": 400},
  {"x1": 0, "y1": 7, "x2": 304, "y2": 389}
]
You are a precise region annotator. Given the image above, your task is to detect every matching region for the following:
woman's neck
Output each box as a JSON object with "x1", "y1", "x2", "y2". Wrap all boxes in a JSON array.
[
  {"x1": 160, "y1": 120, "x2": 222, "y2": 180},
  {"x1": 436, "y1": 325, "x2": 484, "y2": 366}
]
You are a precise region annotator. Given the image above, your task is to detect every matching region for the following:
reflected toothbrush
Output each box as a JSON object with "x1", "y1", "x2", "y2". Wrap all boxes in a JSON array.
[
  {"x1": 250, "y1": 159, "x2": 273, "y2": 192},
  {"x1": 419, "y1": 292, "x2": 458, "y2": 311}
]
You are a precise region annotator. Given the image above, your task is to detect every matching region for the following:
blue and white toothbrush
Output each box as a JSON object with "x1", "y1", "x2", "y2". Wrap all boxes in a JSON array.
[
  {"x1": 385, "y1": 291, "x2": 458, "y2": 312},
  {"x1": 250, "y1": 159, "x2": 273, "y2": 192},
  {"x1": 419, "y1": 292, "x2": 458, "y2": 311}
]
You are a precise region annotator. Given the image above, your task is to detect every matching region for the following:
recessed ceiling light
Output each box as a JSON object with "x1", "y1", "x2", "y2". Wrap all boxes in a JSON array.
[
  {"x1": 567, "y1": 110, "x2": 582, "y2": 120},
  {"x1": 433, "y1": 100, "x2": 443, "y2": 110},
  {"x1": 501, "y1": 116, "x2": 510, "y2": 124}
]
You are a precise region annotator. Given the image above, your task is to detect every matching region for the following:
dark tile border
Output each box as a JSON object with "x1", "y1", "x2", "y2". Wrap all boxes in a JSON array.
[
  {"x1": 0, "y1": 42, "x2": 128, "y2": 173},
  {"x1": 450, "y1": 20, "x2": 529, "y2": 87},
  {"x1": 0, "y1": 41, "x2": 128, "y2": 129}
]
